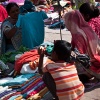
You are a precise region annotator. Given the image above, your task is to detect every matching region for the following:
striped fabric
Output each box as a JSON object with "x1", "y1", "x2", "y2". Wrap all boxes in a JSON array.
[
  {"x1": 43, "y1": 62, "x2": 84, "y2": 100},
  {"x1": 0, "y1": 73, "x2": 49, "y2": 100},
  {"x1": 27, "y1": 87, "x2": 48, "y2": 100}
]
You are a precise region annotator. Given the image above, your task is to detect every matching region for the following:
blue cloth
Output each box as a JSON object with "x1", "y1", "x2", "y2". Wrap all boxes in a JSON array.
[
  {"x1": 19, "y1": 76, "x2": 40, "y2": 91},
  {"x1": 20, "y1": 0, "x2": 36, "y2": 13},
  {"x1": 48, "y1": 20, "x2": 65, "y2": 29},
  {"x1": 8, "y1": 95, "x2": 22, "y2": 100},
  {"x1": 2, "y1": 73, "x2": 35, "y2": 86},
  {"x1": 16, "y1": 11, "x2": 48, "y2": 49},
  {"x1": 0, "y1": 90, "x2": 16, "y2": 98},
  {"x1": 6, "y1": 44, "x2": 15, "y2": 52}
]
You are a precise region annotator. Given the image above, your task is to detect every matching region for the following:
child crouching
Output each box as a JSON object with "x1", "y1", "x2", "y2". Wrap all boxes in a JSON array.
[{"x1": 38, "y1": 40, "x2": 84, "y2": 100}]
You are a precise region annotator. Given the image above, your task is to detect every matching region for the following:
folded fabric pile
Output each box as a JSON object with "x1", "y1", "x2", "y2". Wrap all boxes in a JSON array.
[
  {"x1": 0, "y1": 73, "x2": 50, "y2": 100},
  {"x1": 0, "y1": 42, "x2": 55, "y2": 100}
]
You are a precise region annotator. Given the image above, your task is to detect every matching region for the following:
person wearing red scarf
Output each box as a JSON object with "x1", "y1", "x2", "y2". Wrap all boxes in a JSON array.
[{"x1": 0, "y1": 0, "x2": 8, "y2": 22}]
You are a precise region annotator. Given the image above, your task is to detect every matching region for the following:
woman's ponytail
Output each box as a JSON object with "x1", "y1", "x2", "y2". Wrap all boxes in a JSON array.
[{"x1": 93, "y1": 7, "x2": 99, "y2": 17}]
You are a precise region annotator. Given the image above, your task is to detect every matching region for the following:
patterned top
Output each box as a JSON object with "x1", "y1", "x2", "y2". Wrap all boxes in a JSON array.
[
  {"x1": 88, "y1": 17, "x2": 100, "y2": 38},
  {"x1": 43, "y1": 62, "x2": 84, "y2": 100},
  {"x1": 1, "y1": 18, "x2": 22, "y2": 54}
]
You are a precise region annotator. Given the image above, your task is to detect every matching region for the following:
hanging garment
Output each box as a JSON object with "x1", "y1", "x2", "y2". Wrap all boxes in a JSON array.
[{"x1": 16, "y1": 11, "x2": 48, "y2": 49}]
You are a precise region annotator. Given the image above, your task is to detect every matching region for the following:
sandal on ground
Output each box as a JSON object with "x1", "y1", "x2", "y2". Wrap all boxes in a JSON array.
[{"x1": 84, "y1": 80, "x2": 100, "y2": 91}]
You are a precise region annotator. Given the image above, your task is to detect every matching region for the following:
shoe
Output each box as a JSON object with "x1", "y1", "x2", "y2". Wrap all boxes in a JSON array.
[{"x1": 84, "y1": 80, "x2": 100, "y2": 91}]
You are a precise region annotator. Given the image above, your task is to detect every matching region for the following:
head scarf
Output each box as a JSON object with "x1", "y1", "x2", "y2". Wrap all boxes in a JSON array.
[{"x1": 64, "y1": 10, "x2": 100, "y2": 59}]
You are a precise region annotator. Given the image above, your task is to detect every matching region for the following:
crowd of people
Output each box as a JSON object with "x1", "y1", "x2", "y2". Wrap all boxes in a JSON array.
[{"x1": 0, "y1": 0, "x2": 100, "y2": 100}]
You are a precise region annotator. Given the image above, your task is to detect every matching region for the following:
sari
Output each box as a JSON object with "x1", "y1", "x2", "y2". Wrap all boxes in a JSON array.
[
  {"x1": 1, "y1": 18, "x2": 22, "y2": 55},
  {"x1": 64, "y1": 10, "x2": 100, "y2": 78}
]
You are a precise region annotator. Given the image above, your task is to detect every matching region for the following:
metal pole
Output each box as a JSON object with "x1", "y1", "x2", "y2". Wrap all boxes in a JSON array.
[{"x1": 57, "y1": 0, "x2": 62, "y2": 40}]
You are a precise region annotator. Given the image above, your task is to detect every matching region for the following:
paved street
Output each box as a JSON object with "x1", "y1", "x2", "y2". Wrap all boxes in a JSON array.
[
  {"x1": 44, "y1": 27, "x2": 71, "y2": 43},
  {"x1": 44, "y1": 27, "x2": 100, "y2": 100}
]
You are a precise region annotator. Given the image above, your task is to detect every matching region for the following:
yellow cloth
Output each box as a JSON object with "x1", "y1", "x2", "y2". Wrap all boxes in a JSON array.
[
  {"x1": 15, "y1": 96, "x2": 23, "y2": 100},
  {"x1": 27, "y1": 87, "x2": 48, "y2": 100}
]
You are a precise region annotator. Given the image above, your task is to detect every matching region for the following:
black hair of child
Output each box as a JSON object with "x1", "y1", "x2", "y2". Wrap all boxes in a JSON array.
[{"x1": 53, "y1": 40, "x2": 72, "y2": 62}]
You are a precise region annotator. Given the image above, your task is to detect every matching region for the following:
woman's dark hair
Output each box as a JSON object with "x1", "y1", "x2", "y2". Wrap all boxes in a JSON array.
[
  {"x1": 53, "y1": 40, "x2": 72, "y2": 61},
  {"x1": 6, "y1": 2, "x2": 19, "y2": 14},
  {"x1": 79, "y1": 3, "x2": 99, "y2": 18}
]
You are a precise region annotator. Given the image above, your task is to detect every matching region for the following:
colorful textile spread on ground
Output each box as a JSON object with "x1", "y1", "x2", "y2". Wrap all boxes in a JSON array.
[{"x1": 0, "y1": 73, "x2": 50, "y2": 99}]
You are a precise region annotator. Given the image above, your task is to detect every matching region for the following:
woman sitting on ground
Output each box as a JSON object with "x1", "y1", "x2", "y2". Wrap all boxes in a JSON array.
[
  {"x1": 64, "y1": 10, "x2": 100, "y2": 89},
  {"x1": 79, "y1": 2, "x2": 100, "y2": 38},
  {"x1": 1, "y1": 2, "x2": 22, "y2": 54}
]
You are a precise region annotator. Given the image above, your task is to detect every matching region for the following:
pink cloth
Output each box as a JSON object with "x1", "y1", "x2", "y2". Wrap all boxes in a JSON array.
[
  {"x1": 9, "y1": 0, "x2": 24, "y2": 5},
  {"x1": 88, "y1": 17, "x2": 100, "y2": 38},
  {"x1": 64, "y1": 10, "x2": 100, "y2": 73}
]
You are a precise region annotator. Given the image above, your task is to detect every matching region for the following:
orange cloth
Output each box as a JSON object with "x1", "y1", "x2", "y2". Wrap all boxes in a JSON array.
[{"x1": 29, "y1": 59, "x2": 39, "y2": 70}]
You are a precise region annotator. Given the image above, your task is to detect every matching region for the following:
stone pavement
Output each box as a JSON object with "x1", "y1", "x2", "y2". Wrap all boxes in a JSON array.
[{"x1": 44, "y1": 27, "x2": 100, "y2": 100}]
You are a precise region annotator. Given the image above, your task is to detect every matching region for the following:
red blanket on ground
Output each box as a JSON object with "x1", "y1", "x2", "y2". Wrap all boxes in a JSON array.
[{"x1": 14, "y1": 49, "x2": 39, "y2": 74}]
